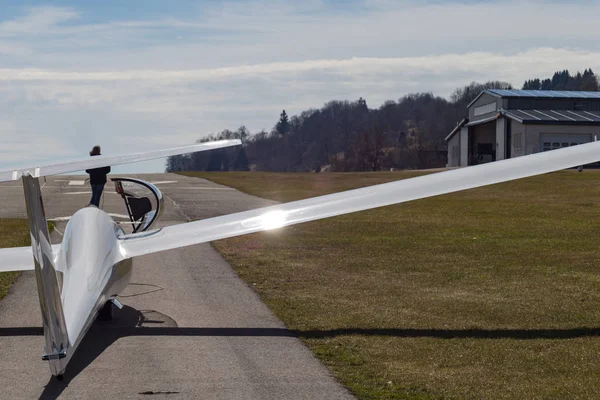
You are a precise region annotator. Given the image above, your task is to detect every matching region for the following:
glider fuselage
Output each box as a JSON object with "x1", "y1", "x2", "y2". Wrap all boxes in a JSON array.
[{"x1": 51, "y1": 207, "x2": 133, "y2": 375}]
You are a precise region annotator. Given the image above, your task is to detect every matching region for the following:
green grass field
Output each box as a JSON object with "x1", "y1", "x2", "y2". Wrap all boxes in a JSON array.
[
  {"x1": 182, "y1": 170, "x2": 600, "y2": 399},
  {"x1": 0, "y1": 220, "x2": 31, "y2": 300}
]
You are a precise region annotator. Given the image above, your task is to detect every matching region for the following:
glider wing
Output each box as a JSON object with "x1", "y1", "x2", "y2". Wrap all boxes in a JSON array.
[
  {"x1": 0, "y1": 139, "x2": 241, "y2": 182},
  {"x1": 119, "y1": 140, "x2": 600, "y2": 258},
  {"x1": 0, "y1": 245, "x2": 61, "y2": 272}
]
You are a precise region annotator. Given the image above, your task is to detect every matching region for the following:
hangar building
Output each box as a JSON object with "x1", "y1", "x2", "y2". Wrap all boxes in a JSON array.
[{"x1": 446, "y1": 89, "x2": 600, "y2": 167}]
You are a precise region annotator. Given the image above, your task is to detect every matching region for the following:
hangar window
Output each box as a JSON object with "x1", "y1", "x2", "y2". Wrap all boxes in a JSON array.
[
  {"x1": 542, "y1": 141, "x2": 574, "y2": 151},
  {"x1": 543, "y1": 142, "x2": 551, "y2": 151}
]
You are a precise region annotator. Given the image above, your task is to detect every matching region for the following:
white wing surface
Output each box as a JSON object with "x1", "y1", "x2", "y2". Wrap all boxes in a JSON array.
[
  {"x1": 0, "y1": 245, "x2": 60, "y2": 272},
  {"x1": 119, "y1": 140, "x2": 600, "y2": 259},
  {"x1": 0, "y1": 140, "x2": 241, "y2": 182}
]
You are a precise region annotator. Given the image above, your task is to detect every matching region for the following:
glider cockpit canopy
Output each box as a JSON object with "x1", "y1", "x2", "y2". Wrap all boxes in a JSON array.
[{"x1": 112, "y1": 177, "x2": 163, "y2": 233}]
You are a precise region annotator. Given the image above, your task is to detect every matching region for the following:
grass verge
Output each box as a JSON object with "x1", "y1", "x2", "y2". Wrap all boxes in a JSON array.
[
  {"x1": 182, "y1": 170, "x2": 600, "y2": 399},
  {"x1": 0, "y1": 219, "x2": 31, "y2": 300}
]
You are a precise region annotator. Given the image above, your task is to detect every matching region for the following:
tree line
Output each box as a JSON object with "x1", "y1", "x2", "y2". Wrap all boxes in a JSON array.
[
  {"x1": 167, "y1": 69, "x2": 599, "y2": 173},
  {"x1": 523, "y1": 69, "x2": 598, "y2": 91}
]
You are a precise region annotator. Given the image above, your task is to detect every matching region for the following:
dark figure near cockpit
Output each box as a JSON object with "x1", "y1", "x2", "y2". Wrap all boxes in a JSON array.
[{"x1": 86, "y1": 146, "x2": 111, "y2": 207}]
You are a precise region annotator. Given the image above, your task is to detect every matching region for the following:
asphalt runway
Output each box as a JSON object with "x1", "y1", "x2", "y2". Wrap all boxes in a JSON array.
[{"x1": 0, "y1": 173, "x2": 354, "y2": 399}]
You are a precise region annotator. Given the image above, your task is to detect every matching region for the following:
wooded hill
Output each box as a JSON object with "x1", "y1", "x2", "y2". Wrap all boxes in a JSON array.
[{"x1": 166, "y1": 69, "x2": 599, "y2": 173}]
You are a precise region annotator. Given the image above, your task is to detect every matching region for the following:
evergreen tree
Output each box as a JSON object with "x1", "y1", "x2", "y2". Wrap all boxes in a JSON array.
[
  {"x1": 541, "y1": 78, "x2": 552, "y2": 90},
  {"x1": 523, "y1": 78, "x2": 541, "y2": 90},
  {"x1": 523, "y1": 69, "x2": 599, "y2": 91},
  {"x1": 275, "y1": 110, "x2": 290, "y2": 135},
  {"x1": 582, "y1": 69, "x2": 599, "y2": 91}
]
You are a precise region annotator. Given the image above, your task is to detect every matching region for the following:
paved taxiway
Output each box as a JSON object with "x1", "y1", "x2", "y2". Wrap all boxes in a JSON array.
[{"x1": 0, "y1": 173, "x2": 354, "y2": 399}]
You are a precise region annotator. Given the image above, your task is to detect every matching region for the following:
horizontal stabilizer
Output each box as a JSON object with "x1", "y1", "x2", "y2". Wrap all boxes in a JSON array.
[
  {"x1": 119, "y1": 140, "x2": 600, "y2": 259},
  {"x1": 0, "y1": 140, "x2": 241, "y2": 182},
  {"x1": 0, "y1": 245, "x2": 61, "y2": 272}
]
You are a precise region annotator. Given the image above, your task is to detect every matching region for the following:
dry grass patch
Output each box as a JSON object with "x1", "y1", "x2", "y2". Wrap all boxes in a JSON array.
[
  {"x1": 0, "y1": 219, "x2": 31, "y2": 300},
  {"x1": 184, "y1": 170, "x2": 600, "y2": 399}
]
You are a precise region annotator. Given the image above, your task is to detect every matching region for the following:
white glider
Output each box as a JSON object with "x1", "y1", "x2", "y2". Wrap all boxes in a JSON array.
[{"x1": 0, "y1": 138, "x2": 599, "y2": 379}]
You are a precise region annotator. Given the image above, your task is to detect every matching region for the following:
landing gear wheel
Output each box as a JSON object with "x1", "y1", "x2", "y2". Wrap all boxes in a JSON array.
[
  {"x1": 98, "y1": 302, "x2": 113, "y2": 321},
  {"x1": 56, "y1": 375, "x2": 64, "y2": 381}
]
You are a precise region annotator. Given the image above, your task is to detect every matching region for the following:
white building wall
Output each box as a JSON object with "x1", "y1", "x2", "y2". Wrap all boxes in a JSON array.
[
  {"x1": 459, "y1": 126, "x2": 469, "y2": 166},
  {"x1": 469, "y1": 93, "x2": 502, "y2": 120},
  {"x1": 508, "y1": 122, "x2": 600, "y2": 157},
  {"x1": 524, "y1": 124, "x2": 600, "y2": 155},
  {"x1": 511, "y1": 120, "x2": 526, "y2": 157},
  {"x1": 446, "y1": 133, "x2": 460, "y2": 167}
]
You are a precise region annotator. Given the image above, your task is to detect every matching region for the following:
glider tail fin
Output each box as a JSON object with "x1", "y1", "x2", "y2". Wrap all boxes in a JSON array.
[{"x1": 22, "y1": 174, "x2": 69, "y2": 376}]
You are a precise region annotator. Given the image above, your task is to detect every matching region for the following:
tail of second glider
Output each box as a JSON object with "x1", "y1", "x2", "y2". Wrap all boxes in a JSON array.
[{"x1": 22, "y1": 174, "x2": 70, "y2": 376}]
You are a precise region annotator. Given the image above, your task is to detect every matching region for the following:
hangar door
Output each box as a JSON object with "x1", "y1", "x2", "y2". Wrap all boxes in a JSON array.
[{"x1": 540, "y1": 134, "x2": 592, "y2": 152}]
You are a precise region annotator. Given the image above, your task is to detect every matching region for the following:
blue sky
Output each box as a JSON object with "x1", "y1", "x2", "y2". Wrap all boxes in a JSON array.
[{"x1": 1, "y1": 0, "x2": 600, "y2": 173}]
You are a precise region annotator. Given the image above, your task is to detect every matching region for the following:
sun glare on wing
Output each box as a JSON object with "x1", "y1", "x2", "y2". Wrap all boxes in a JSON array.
[{"x1": 260, "y1": 210, "x2": 287, "y2": 230}]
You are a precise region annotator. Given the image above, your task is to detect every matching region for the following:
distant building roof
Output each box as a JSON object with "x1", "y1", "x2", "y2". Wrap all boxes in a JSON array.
[
  {"x1": 467, "y1": 89, "x2": 600, "y2": 109},
  {"x1": 445, "y1": 109, "x2": 600, "y2": 142},
  {"x1": 502, "y1": 109, "x2": 600, "y2": 125},
  {"x1": 487, "y1": 89, "x2": 600, "y2": 99}
]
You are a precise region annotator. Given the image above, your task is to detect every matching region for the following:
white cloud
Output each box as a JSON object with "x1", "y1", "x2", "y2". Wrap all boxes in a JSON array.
[
  {"x1": 1, "y1": 1, "x2": 600, "y2": 69},
  {"x1": 2, "y1": 47, "x2": 599, "y2": 104},
  {"x1": 0, "y1": 41, "x2": 32, "y2": 56},
  {"x1": 0, "y1": 6, "x2": 79, "y2": 37}
]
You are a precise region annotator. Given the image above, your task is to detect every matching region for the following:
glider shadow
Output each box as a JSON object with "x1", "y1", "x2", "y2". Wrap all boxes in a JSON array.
[{"x1": 0, "y1": 305, "x2": 596, "y2": 399}]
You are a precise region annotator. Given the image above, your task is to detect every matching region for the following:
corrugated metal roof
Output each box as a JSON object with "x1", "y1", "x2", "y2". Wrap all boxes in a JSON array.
[
  {"x1": 502, "y1": 109, "x2": 600, "y2": 124},
  {"x1": 465, "y1": 114, "x2": 499, "y2": 126},
  {"x1": 487, "y1": 89, "x2": 600, "y2": 99}
]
